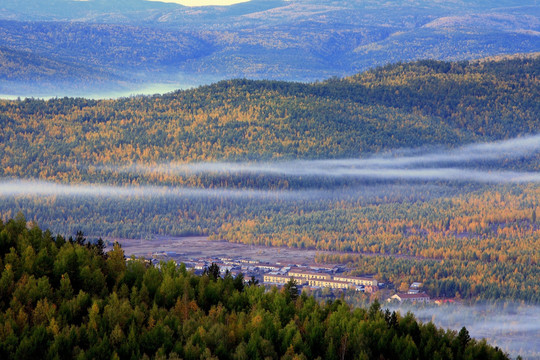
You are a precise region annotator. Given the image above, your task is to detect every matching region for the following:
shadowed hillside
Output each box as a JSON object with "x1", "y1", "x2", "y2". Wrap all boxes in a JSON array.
[{"x1": 1, "y1": 0, "x2": 538, "y2": 96}]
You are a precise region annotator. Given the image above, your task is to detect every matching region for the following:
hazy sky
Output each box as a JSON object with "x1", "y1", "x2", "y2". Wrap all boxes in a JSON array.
[{"x1": 147, "y1": 0, "x2": 251, "y2": 6}]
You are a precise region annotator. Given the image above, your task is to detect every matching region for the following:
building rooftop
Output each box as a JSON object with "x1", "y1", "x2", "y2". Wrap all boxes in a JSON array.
[
  {"x1": 394, "y1": 293, "x2": 430, "y2": 299},
  {"x1": 309, "y1": 279, "x2": 349, "y2": 285},
  {"x1": 334, "y1": 275, "x2": 374, "y2": 280},
  {"x1": 289, "y1": 269, "x2": 327, "y2": 275}
]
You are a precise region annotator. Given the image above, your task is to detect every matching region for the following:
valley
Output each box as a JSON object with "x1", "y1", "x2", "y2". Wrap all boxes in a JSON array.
[
  {"x1": 0, "y1": 2, "x2": 539, "y2": 354},
  {"x1": 1, "y1": 56, "x2": 538, "y2": 305}
]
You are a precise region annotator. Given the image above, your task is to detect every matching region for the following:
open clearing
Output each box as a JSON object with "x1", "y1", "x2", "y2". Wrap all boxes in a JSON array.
[{"x1": 113, "y1": 235, "x2": 325, "y2": 265}]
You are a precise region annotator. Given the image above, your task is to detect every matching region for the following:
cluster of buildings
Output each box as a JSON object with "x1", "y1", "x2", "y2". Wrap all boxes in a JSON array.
[
  {"x1": 264, "y1": 269, "x2": 379, "y2": 293},
  {"x1": 150, "y1": 252, "x2": 266, "y2": 279},
  {"x1": 149, "y1": 251, "x2": 381, "y2": 292},
  {"x1": 147, "y1": 251, "x2": 436, "y2": 304}
]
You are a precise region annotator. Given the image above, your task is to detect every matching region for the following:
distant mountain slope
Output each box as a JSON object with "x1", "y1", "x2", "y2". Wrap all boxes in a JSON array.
[
  {"x1": 0, "y1": 0, "x2": 538, "y2": 96},
  {"x1": 0, "y1": 56, "x2": 538, "y2": 183},
  {"x1": 0, "y1": 46, "x2": 117, "y2": 82},
  {"x1": 0, "y1": 20, "x2": 212, "y2": 69},
  {"x1": 0, "y1": 19, "x2": 214, "y2": 96},
  {"x1": 0, "y1": 0, "x2": 181, "y2": 22}
]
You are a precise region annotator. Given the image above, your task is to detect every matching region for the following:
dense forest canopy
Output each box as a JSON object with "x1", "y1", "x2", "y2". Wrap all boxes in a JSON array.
[{"x1": 0, "y1": 217, "x2": 512, "y2": 360}]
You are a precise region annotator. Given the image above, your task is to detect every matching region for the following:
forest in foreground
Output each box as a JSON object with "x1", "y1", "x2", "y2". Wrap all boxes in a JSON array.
[
  {"x1": 0, "y1": 57, "x2": 539, "y2": 303},
  {"x1": 0, "y1": 217, "x2": 511, "y2": 360}
]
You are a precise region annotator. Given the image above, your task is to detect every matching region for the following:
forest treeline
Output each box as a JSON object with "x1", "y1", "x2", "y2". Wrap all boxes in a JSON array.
[
  {"x1": 1, "y1": 57, "x2": 539, "y2": 184},
  {"x1": 0, "y1": 216, "x2": 511, "y2": 360}
]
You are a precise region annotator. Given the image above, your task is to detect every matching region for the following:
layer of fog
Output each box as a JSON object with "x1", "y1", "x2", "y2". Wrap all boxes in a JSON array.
[
  {"x1": 109, "y1": 166, "x2": 540, "y2": 183},
  {"x1": 83, "y1": 83, "x2": 186, "y2": 100},
  {"x1": 0, "y1": 180, "x2": 303, "y2": 200},
  {"x1": 0, "y1": 179, "x2": 469, "y2": 204},
  {"x1": 0, "y1": 84, "x2": 184, "y2": 101},
  {"x1": 101, "y1": 134, "x2": 540, "y2": 183},
  {"x1": 387, "y1": 303, "x2": 540, "y2": 359},
  {"x1": 0, "y1": 72, "x2": 222, "y2": 100},
  {"x1": 1, "y1": 135, "x2": 538, "y2": 201},
  {"x1": 147, "y1": 0, "x2": 251, "y2": 6},
  {"x1": 0, "y1": 83, "x2": 190, "y2": 101}
]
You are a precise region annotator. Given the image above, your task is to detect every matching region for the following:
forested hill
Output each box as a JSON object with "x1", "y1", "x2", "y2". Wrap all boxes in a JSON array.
[
  {"x1": 0, "y1": 216, "x2": 511, "y2": 360},
  {"x1": 0, "y1": 56, "x2": 539, "y2": 183}
]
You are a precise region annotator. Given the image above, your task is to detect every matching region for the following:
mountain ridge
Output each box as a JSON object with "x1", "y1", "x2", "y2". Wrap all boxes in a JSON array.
[{"x1": 1, "y1": 0, "x2": 538, "y2": 96}]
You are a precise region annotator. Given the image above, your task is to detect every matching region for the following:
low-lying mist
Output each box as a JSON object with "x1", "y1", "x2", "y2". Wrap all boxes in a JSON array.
[
  {"x1": 98, "y1": 134, "x2": 540, "y2": 183},
  {"x1": 387, "y1": 303, "x2": 540, "y2": 359},
  {"x1": 0, "y1": 180, "x2": 301, "y2": 199},
  {"x1": 0, "y1": 180, "x2": 474, "y2": 203},
  {"x1": 0, "y1": 72, "x2": 222, "y2": 100},
  {"x1": 2, "y1": 134, "x2": 538, "y2": 200}
]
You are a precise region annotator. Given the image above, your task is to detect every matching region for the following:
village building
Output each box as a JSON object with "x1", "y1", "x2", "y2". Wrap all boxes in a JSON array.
[
  {"x1": 264, "y1": 274, "x2": 297, "y2": 285},
  {"x1": 308, "y1": 279, "x2": 351, "y2": 289},
  {"x1": 333, "y1": 275, "x2": 378, "y2": 286},
  {"x1": 306, "y1": 263, "x2": 340, "y2": 272},
  {"x1": 288, "y1": 269, "x2": 331, "y2": 281},
  {"x1": 194, "y1": 262, "x2": 206, "y2": 270},
  {"x1": 434, "y1": 298, "x2": 458, "y2": 305},
  {"x1": 257, "y1": 264, "x2": 282, "y2": 271},
  {"x1": 389, "y1": 293, "x2": 431, "y2": 303},
  {"x1": 407, "y1": 282, "x2": 423, "y2": 294}
]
